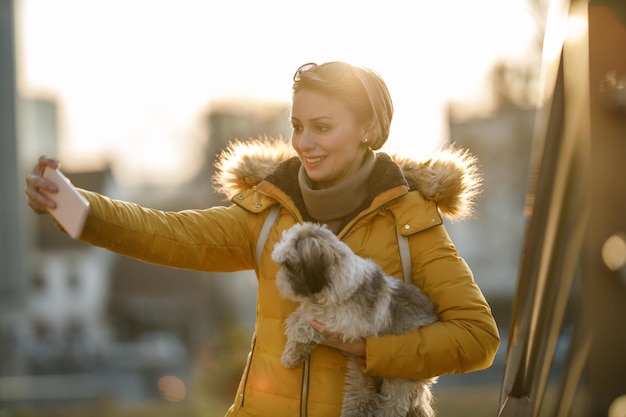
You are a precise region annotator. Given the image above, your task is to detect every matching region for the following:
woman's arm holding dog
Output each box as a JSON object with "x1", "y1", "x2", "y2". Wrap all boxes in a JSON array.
[{"x1": 363, "y1": 224, "x2": 500, "y2": 380}]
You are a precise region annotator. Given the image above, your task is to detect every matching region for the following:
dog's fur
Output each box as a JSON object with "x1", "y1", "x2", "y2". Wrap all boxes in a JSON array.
[{"x1": 272, "y1": 222, "x2": 439, "y2": 417}]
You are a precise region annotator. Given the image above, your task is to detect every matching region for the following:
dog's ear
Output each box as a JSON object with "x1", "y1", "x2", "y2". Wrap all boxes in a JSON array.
[{"x1": 296, "y1": 237, "x2": 333, "y2": 295}]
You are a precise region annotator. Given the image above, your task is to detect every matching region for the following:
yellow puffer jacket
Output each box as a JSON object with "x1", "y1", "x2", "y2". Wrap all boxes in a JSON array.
[{"x1": 75, "y1": 139, "x2": 500, "y2": 417}]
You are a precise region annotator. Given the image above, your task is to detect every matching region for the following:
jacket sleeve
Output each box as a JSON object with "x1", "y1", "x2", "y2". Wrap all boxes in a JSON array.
[
  {"x1": 74, "y1": 189, "x2": 260, "y2": 272},
  {"x1": 364, "y1": 223, "x2": 500, "y2": 380}
]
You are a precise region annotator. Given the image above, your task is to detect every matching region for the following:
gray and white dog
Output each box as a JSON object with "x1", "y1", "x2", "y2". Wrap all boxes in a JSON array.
[{"x1": 272, "y1": 222, "x2": 439, "y2": 417}]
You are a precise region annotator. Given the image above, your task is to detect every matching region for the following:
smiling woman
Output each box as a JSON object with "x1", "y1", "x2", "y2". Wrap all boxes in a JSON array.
[{"x1": 24, "y1": 57, "x2": 500, "y2": 416}]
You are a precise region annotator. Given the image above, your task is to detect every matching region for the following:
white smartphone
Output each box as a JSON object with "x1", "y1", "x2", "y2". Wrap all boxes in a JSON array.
[{"x1": 42, "y1": 167, "x2": 90, "y2": 239}]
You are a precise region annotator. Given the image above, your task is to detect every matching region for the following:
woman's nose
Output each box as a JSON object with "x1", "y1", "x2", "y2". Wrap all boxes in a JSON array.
[{"x1": 296, "y1": 130, "x2": 315, "y2": 151}]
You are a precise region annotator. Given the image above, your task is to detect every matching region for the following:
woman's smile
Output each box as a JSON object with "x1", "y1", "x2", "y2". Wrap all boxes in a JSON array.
[{"x1": 303, "y1": 155, "x2": 327, "y2": 165}]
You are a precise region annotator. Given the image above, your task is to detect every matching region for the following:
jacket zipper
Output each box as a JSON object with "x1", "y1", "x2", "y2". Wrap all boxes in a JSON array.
[
  {"x1": 239, "y1": 335, "x2": 256, "y2": 408},
  {"x1": 300, "y1": 358, "x2": 310, "y2": 417}
]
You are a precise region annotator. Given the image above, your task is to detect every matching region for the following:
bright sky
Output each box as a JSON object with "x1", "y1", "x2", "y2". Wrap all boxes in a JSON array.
[{"x1": 16, "y1": 0, "x2": 537, "y2": 185}]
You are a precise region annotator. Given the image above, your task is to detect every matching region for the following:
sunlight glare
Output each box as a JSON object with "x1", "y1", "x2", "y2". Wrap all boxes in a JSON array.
[{"x1": 17, "y1": 0, "x2": 536, "y2": 185}]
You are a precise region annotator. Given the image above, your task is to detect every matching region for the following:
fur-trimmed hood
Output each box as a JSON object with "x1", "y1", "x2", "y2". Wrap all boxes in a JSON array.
[{"x1": 212, "y1": 137, "x2": 482, "y2": 220}]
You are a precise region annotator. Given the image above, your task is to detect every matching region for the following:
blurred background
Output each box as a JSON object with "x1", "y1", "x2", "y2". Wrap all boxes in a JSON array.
[{"x1": 1, "y1": 0, "x2": 624, "y2": 416}]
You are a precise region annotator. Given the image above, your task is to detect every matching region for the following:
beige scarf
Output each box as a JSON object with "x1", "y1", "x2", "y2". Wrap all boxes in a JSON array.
[{"x1": 298, "y1": 150, "x2": 375, "y2": 233}]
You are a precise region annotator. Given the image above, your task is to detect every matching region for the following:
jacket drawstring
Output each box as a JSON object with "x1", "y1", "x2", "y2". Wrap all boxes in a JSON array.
[{"x1": 300, "y1": 358, "x2": 310, "y2": 417}]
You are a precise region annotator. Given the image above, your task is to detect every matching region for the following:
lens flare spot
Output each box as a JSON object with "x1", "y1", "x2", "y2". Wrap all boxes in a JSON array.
[
  {"x1": 609, "y1": 395, "x2": 626, "y2": 417},
  {"x1": 158, "y1": 375, "x2": 187, "y2": 402},
  {"x1": 602, "y1": 234, "x2": 626, "y2": 272}
]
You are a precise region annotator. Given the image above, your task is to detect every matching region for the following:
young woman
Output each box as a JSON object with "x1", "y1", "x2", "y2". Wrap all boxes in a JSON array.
[{"x1": 25, "y1": 61, "x2": 500, "y2": 417}]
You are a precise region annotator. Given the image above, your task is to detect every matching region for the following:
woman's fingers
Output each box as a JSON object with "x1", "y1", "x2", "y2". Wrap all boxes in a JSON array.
[
  {"x1": 311, "y1": 320, "x2": 341, "y2": 341},
  {"x1": 24, "y1": 179, "x2": 54, "y2": 213},
  {"x1": 311, "y1": 320, "x2": 366, "y2": 357},
  {"x1": 24, "y1": 156, "x2": 61, "y2": 213}
]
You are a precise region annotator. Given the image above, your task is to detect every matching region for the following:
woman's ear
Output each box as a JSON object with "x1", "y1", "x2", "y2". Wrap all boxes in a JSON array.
[{"x1": 362, "y1": 121, "x2": 376, "y2": 144}]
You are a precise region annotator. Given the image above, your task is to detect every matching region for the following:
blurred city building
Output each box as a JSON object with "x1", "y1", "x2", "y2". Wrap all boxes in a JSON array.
[{"x1": 1, "y1": 95, "x2": 292, "y2": 407}]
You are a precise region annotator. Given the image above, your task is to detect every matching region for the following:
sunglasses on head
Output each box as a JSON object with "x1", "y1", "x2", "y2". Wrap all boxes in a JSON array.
[{"x1": 293, "y1": 61, "x2": 354, "y2": 82}]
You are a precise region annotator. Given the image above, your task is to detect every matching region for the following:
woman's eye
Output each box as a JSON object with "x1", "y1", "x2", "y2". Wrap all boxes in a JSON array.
[
  {"x1": 315, "y1": 124, "x2": 329, "y2": 133},
  {"x1": 292, "y1": 125, "x2": 303, "y2": 134}
]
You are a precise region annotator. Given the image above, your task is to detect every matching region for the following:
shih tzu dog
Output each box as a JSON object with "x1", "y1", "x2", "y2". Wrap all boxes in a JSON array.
[{"x1": 272, "y1": 222, "x2": 439, "y2": 417}]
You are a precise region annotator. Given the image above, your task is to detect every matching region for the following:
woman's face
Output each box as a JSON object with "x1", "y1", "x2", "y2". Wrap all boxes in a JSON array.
[{"x1": 291, "y1": 89, "x2": 368, "y2": 190}]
